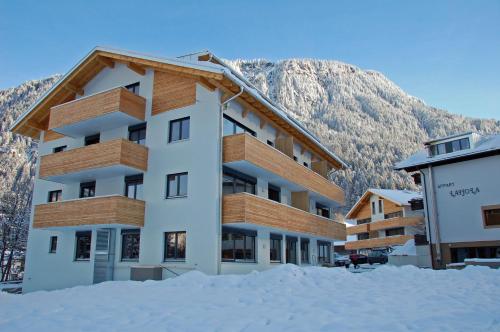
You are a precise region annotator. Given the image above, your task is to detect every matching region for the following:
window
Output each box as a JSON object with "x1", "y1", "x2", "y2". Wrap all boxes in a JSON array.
[
  {"x1": 75, "y1": 231, "x2": 92, "y2": 260},
  {"x1": 48, "y1": 190, "x2": 62, "y2": 203},
  {"x1": 385, "y1": 227, "x2": 405, "y2": 236},
  {"x1": 164, "y1": 231, "x2": 186, "y2": 260},
  {"x1": 121, "y1": 229, "x2": 140, "y2": 261},
  {"x1": 84, "y1": 134, "x2": 100, "y2": 146},
  {"x1": 125, "y1": 82, "x2": 140, "y2": 95},
  {"x1": 301, "y1": 239, "x2": 309, "y2": 264},
  {"x1": 222, "y1": 167, "x2": 256, "y2": 195},
  {"x1": 49, "y1": 236, "x2": 57, "y2": 253},
  {"x1": 270, "y1": 234, "x2": 282, "y2": 262},
  {"x1": 223, "y1": 115, "x2": 255, "y2": 137},
  {"x1": 358, "y1": 232, "x2": 369, "y2": 240},
  {"x1": 378, "y1": 199, "x2": 383, "y2": 214},
  {"x1": 384, "y1": 211, "x2": 403, "y2": 219},
  {"x1": 267, "y1": 140, "x2": 274, "y2": 147},
  {"x1": 303, "y1": 162, "x2": 309, "y2": 168},
  {"x1": 125, "y1": 174, "x2": 143, "y2": 200},
  {"x1": 357, "y1": 218, "x2": 371, "y2": 225},
  {"x1": 371, "y1": 201, "x2": 376, "y2": 214},
  {"x1": 286, "y1": 237, "x2": 298, "y2": 264},
  {"x1": 483, "y1": 205, "x2": 500, "y2": 227},
  {"x1": 221, "y1": 227, "x2": 256, "y2": 262},
  {"x1": 166, "y1": 173, "x2": 188, "y2": 198},
  {"x1": 268, "y1": 183, "x2": 281, "y2": 203},
  {"x1": 451, "y1": 246, "x2": 500, "y2": 263},
  {"x1": 430, "y1": 138, "x2": 470, "y2": 156},
  {"x1": 169, "y1": 117, "x2": 190, "y2": 142},
  {"x1": 53, "y1": 145, "x2": 67, "y2": 153},
  {"x1": 316, "y1": 202, "x2": 330, "y2": 218},
  {"x1": 317, "y1": 241, "x2": 331, "y2": 264},
  {"x1": 128, "y1": 123, "x2": 146, "y2": 145},
  {"x1": 80, "y1": 181, "x2": 96, "y2": 198},
  {"x1": 293, "y1": 156, "x2": 298, "y2": 162},
  {"x1": 410, "y1": 199, "x2": 424, "y2": 211}
]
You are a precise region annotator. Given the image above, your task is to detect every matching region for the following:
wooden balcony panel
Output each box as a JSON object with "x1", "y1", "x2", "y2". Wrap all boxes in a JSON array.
[
  {"x1": 370, "y1": 216, "x2": 424, "y2": 231},
  {"x1": 346, "y1": 223, "x2": 369, "y2": 235},
  {"x1": 39, "y1": 139, "x2": 148, "y2": 179},
  {"x1": 223, "y1": 193, "x2": 346, "y2": 240},
  {"x1": 48, "y1": 87, "x2": 146, "y2": 133},
  {"x1": 223, "y1": 133, "x2": 345, "y2": 204},
  {"x1": 345, "y1": 235, "x2": 413, "y2": 250},
  {"x1": 33, "y1": 196, "x2": 145, "y2": 228}
]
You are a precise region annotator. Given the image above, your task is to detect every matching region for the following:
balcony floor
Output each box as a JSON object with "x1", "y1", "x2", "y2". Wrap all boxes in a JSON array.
[{"x1": 51, "y1": 112, "x2": 143, "y2": 137}]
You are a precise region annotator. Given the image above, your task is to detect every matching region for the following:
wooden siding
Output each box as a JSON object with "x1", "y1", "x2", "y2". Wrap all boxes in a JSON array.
[
  {"x1": 33, "y1": 196, "x2": 145, "y2": 228},
  {"x1": 39, "y1": 139, "x2": 148, "y2": 178},
  {"x1": 345, "y1": 235, "x2": 413, "y2": 250},
  {"x1": 291, "y1": 191, "x2": 309, "y2": 212},
  {"x1": 223, "y1": 193, "x2": 346, "y2": 240},
  {"x1": 311, "y1": 160, "x2": 329, "y2": 179},
  {"x1": 346, "y1": 223, "x2": 369, "y2": 235},
  {"x1": 152, "y1": 71, "x2": 196, "y2": 115},
  {"x1": 223, "y1": 133, "x2": 345, "y2": 204},
  {"x1": 370, "y1": 216, "x2": 424, "y2": 231},
  {"x1": 275, "y1": 136, "x2": 294, "y2": 158},
  {"x1": 49, "y1": 87, "x2": 146, "y2": 130}
]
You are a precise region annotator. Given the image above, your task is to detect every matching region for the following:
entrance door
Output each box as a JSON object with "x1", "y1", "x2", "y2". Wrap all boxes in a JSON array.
[
  {"x1": 93, "y1": 229, "x2": 116, "y2": 284},
  {"x1": 286, "y1": 237, "x2": 298, "y2": 264}
]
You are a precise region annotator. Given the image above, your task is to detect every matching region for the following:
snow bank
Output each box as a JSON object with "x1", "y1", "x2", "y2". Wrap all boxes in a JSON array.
[
  {"x1": 0, "y1": 265, "x2": 499, "y2": 331},
  {"x1": 390, "y1": 239, "x2": 417, "y2": 256}
]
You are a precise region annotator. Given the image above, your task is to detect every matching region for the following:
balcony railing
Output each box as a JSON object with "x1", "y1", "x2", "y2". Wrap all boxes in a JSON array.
[
  {"x1": 223, "y1": 192, "x2": 346, "y2": 240},
  {"x1": 33, "y1": 195, "x2": 145, "y2": 229},
  {"x1": 347, "y1": 216, "x2": 424, "y2": 235},
  {"x1": 345, "y1": 235, "x2": 414, "y2": 250},
  {"x1": 223, "y1": 133, "x2": 344, "y2": 205}
]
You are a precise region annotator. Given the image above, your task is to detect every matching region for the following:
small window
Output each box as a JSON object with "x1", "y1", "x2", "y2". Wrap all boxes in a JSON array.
[
  {"x1": 166, "y1": 173, "x2": 188, "y2": 198},
  {"x1": 358, "y1": 233, "x2": 369, "y2": 240},
  {"x1": 48, "y1": 190, "x2": 62, "y2": 203},
  {"x1": 371, "y1": 201, "x2": 376, "y2": 214},
  {"x1": 267, "y1": 140, "x2": 274, "y2": 147},
  {"x1": 293, "y1": 156, "x2": 298, "y2": 162},
  {"x1": 303, "y1": 162, "x2": 309, "y2": 168},
  {"x1": 221, "y1": 227, "x2": 256, "y2": 262},
  {"x1": 223, "y1": 115, "x2": 255, "y2": 137},
  {"x1": 410, "y1": 199, "x2": 424, "y2": 211},
  {"x1": 270, "y1": 234, "x2": 282, "y2": 263},
  {"x1": 128, "y1": 123, "x2": 146, "y2": 145},
  {"x1": 53, "y1": 145, "x2": 67, "y2": 153},
  {"x1": 49, "y1": 236, "x2": 57, "y2": 253},
  {"x1": 169, "y1": 117, "x2": 190, "y2": 142},
  {"x1": 84, "y1": 134, "x2": 100, "y2": 146},
  {"x1": 300, "y1": 239, "x2": 309, "y2": 264},
  {"x1": 385, "y1": 227, "x2": 405, "y2": 236},
  {"x1": 483, "y1": 206, "x2": 500, "y2": 227},
  {"x1": 121, "y1": 229, "x2": 140, "y2": 261},
  {"x1": 125, "y1": 82, "x2": 140, "y2": 95},
  {"x1": 268, "y1": 184, "x2": 281, "y2": 203},
  {"x1": 164, "y1": 231, "x2": 186, "y2": 260},
  {"x1": 317, "y1": 241, "x2": 331, "y2": 264},
  {"x1": 75, "y1": 231, "x2": 92, "y2": 261},
  {"x1": 316, "y1": 202, "x2": 330, "y2": 218},
  {"x1": 459, "y1": 138, "x2": 470, "y2": 150},
  {"x1": 80, "y1": 181, "x2": 96, "y2": 198},
  {"x1": 125, "y1": 174, "x2": 144, "y2": 200},
  {"x1": 378, "y1": 199, "x2": 383, "y2": 214}
]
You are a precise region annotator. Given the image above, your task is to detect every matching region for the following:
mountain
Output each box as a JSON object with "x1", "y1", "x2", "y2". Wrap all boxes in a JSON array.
[{"x1": 1, "y1": 60, "x2": 499, "y2": 216}]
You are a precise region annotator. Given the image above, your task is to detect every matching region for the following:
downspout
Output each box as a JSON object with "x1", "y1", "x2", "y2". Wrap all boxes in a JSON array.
[
  {"x1": 216, "y1": 86, "x2": 244, "y2": 274},
  {"x1": 420, "y1": 171, "x2": 435, "y2": 268},
  {"x1": 427, "y1": 165, "x2": 442, "y2": 267}
]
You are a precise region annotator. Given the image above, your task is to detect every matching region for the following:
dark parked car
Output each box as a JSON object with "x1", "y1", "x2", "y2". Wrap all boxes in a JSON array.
[
  {"x1": 368, "y1": 250, "x2": 388, "y2": 265},
  {"x1": 349, "y1": 253, "x2": 368, "y2": 266}
]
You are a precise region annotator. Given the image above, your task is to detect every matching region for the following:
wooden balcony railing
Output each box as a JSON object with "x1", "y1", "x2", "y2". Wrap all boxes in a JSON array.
[
  {"x1": 346, "y1": 223, "x2": 369, "y2": 235},
  {"x1": 345, "y1": 235, "x2": 414, "y2": 250},
  {"x1": 347, "y1": 216, "x2": 424, "y2": 235}
]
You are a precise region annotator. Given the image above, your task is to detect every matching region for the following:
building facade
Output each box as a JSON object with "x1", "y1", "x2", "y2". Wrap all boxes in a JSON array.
[
  {"x1": 11, "y1": 48, "x2": 347, "y2": 292},
  {"x1": 395, "y1": 132, "x2": 500, "y2": 268},
  {"x1": 345, "y1": 189, "x2": 425, "y2": 252}
]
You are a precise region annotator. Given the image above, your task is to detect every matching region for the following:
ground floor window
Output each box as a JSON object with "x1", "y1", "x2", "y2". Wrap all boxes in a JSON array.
[
  {"x1": 286, "y1": 237, "x2": 298, "y2": 264},
  {"x1": 385, "y1": 227, "x2": 405, "y2": 236},
  {"x1": 450, "y1": 246, "x2": 500, "y2": 263},
  {"x1": 317, "y1": 241, "x2": 331, "y2": 264},
  {"x1": 49, "y1": 236, "x2": 57, "y2": 253},
  {"x1": 75, "y1": 231, "x2": 92, "y2": 261},
  {"x1": 222, "y1": 227, "x2": 256, "y2": 262},
  {"x1": 164, "y1": 231, "x2": 186, "y2": 261},
  {"x1": 301, "y1": 238, "x2": 310, "y2": 264},
  {"x1": 270, "y1": 234, "x2": 282, "y2": 262},
  {"x1": 121, "y1": 229, "x2": 140, "y2": 261}
]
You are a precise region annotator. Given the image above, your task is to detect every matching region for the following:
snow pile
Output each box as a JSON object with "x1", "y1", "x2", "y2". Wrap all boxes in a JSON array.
[
  {"x1": 390, "y1": 239, "x2": 417, "y2": 256},
  {"x1": 1, "y1": 265, "x2": 499, "y2": 331}
]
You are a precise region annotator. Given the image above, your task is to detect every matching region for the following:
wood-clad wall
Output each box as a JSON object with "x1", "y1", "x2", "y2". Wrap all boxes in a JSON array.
[
  {"x1": 345, "y1": 235, "x2": 413, "y2": 250},
  {"x1": 152, "y1": 71, "x2": 196, "y2": 115},
  {"x1": 291, "y1": 191, "x2": 309, "y2": 212},
  {"x1": 275, "y1": 136, "x2": 294, "y2": 158}
]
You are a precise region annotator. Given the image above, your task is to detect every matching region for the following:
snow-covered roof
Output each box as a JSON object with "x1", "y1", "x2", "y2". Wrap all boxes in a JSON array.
[{"x1": 395, "y1": 133, "x2": 500, "y2": 171}]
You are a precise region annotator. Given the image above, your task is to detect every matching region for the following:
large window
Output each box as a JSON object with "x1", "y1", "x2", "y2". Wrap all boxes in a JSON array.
[
  {"x1": 316, "y1": 202, "x2": 330, "y2": 218},
  {"x1": 222, "y1": 167, "x2": 256, "y2": 195},
  {"x1": 75, "y1": 231, "x2": 92, "y2": 261},
  {"x1": 49, "y1": 236, "x2": 57, "y2": 253},
  {"x1": 430, "y1": 137, "x2": 470, "y2": 156},
  {"x1": 166, "y1": 172, "x2": 188, "y2": 198},
  {"x1": 286, "y1": 237, "x2": 298, "y2": 264},
  {"x1": 483, "y1": 205, "x2": 500, "y2": 227},
  {"x1": 317, "y1": 241, "x2": 331, "y2": 264},
  {"x1": 125, "y1": 82, "x2": 140, "y2": 95},
  {"x1": 301, "y1": 238, "x2": 310, "y2": 264},
  {"x1": 84, "y1": 134, "x2": 100, "y2": 146},
  {"x1": 121, "y1": 229, "x2": 140, "y2": 261},
  {"x1": 221, "y1": 227, "x2": 256, "y2": 262},
  {"x1": 384, "y1": 211, "x2": 403, "y2": 219},
  {"x1": 128, "y1": 123, "x2": 146, "y2": 145},
  {"x1": 223, "y1": 115, "x2": 255, "y2": 137},
  {"x1": 385, "y1": 227, "x2": 405, "y2": 236},
  {"x1": 169, "y1": 117, "x2": 190, "y2": 142},
  {"x1": 125, "y1": 174, "x2": 144, "y2": 200},
  {"x1": 79, "y1": 181, "x2": 96, "y2": 198},
  {"x1": 48, "y1": 190, "x2": 62, "y2": 203},
  {"x1": 451, "y1": 246, "x2": 500, "y2": 263},
  {"x1": 270, "y1": 234, "x2": 282, "y2": 263},
  {"x1": 164, "y1": 231, "x2": 186, "y2": 261},
  {"x1": 268, "y1": 183, "x2": 281, "y2": 202}
]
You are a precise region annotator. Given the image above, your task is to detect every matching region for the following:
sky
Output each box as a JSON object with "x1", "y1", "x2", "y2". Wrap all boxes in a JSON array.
[{"x1": 1, "y1": 0, "x2": 499, "y2": 119}]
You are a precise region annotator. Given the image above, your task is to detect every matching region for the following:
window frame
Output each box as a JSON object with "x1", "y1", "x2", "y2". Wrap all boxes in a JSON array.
[
  {"x1": 317, "y1": 241, "x2": 331, "y2": 264},
  {"x1": 125, "y1": 174, "x2": 144, "y2": 200},
  {"x1": 385, "y1": 227, "x2": 405, "y2": 237},
  {"x1": 268, "y1": 183, "x2": 281, "y2": 203},
  {"x1": 79, "y1": 181, "x2": 96, "y2": 198},
  {"x1": 269, "y1": 234, "x2": 282, "y2": 263},
  {"x1": 482, "y1": 204, "x2": 500, "y2": 228},
  {"x1": 316, "y1": 202, "x2": 330, "y2": 219},
  {"x1": 84, "y1": 133, "x2": 100, "y2": 146},
  {"x1": 121, "y1": 229, "x2": 140, "y2": 261},
  {"x1": 221, "y1": 227, "x2": 256, "y2": 263},
  {"x1": 128, "y1": 123, "x2": 147, "y2": 145},
  {"x1": 48, "y1": 190, "x2": 62, "y2": 203},
  {"x1": 223, "y1": 114, "x2": 256, "y2": 137},
  {"x1": 300, "y1": 238, "x2": 310, "y2": 264},
  {"x1": 74, "y1": 231, "x2": 92, "y2": 261},
  {"x1": 371, "y1": 201, "x2": 376, "y2": 214},
  {"x1": 166, "y1": 172, "x2": 188, "y2": 199},
  {"x1": 378, "y1": 199, "x2": 383, "y2": 214},
  {"x1": 49, "y1": 236, "x2": 58, "y2": 253},
  {"x1": 125, "y1": 82, "x2": 140, "y2": 95},
  {"x1": 164, "y1": 231, "x2": 187, "y2": 261},
  {"x1": 222, "y1": 167, "x2": 256, "y2": 196},
  {"x1": 168, "y1": 117, "x2": 190, "y2": 143}
]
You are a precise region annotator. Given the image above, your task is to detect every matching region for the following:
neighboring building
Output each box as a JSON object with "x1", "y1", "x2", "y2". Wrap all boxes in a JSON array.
[
  {"x1": 11, "y1": 47, "x2": 347, "y2": 292},
  {"x1": 345, "y1": 189, "x2": 426, "y2": 253},
  {"x1": 395, "y1": 132, "x2": 500, "y2": 269}
]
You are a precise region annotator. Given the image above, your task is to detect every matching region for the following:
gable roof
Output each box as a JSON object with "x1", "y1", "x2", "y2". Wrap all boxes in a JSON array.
[
  {"x1": 345, "y1": 189, "x2": 421, "y2": 219},
  {"x1": 11, "y1": 47, "x2": 347, "y2": 170}
]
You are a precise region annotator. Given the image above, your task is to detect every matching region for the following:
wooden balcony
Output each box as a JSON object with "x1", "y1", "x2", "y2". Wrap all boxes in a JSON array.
[
  {"x1": 33, "y1": 196, "x2": 145, "y2": 229},
  {"x1": 346, "y1": 223, "x2": 369, "y2": 235},
  {"x1": 223, "y1": 193, "x2": 346, "y2": 240},
  {"x1": 370, "y1": 216, "x2": 424, "y2": 231},
  {"x1": 223, "y1": 133, "x2": 344, "y2": 205},
  {"x1": 39, "y1": 139, "x2": 148, "y2": 183},
  {"x1": 48, "y1": 87, "x2": 146, "y2": 137},
  {"x1": 345, "y1": 235, "x2": 414, "y2": 250}
]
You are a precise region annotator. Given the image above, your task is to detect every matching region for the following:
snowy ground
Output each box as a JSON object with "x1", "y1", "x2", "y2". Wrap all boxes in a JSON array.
[{"x1": 0, "y1": 265, "x2": 499, "y2": 332}]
